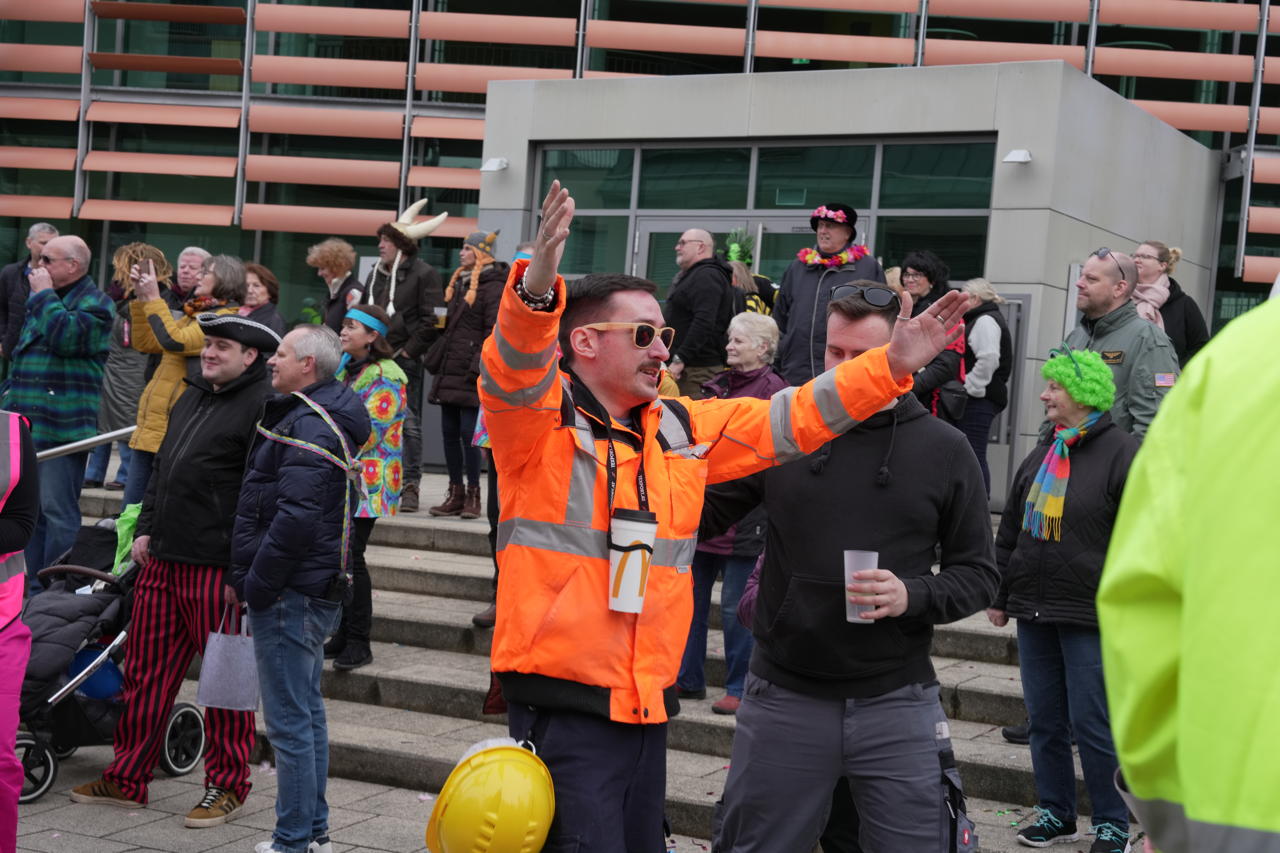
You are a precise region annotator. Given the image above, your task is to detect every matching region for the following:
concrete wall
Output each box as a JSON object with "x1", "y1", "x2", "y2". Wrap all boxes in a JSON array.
[{"x1": 479, "y1": 61, "x2": 1220, "y2": 505}]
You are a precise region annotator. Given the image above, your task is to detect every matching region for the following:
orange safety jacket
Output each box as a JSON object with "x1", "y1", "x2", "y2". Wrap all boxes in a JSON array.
[{"x1": 479, "y1": 259, "x2": 913, "y2": 725}]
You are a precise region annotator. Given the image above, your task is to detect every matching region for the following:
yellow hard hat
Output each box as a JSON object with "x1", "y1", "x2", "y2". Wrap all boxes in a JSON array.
[{"x1": 425, "y1": 738, "x2": 555, "y2": 853}]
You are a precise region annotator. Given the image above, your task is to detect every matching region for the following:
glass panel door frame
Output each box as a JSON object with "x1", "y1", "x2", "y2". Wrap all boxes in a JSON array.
[{"x1": 633, "y1": 217, "x2": 748, "y2": 296}]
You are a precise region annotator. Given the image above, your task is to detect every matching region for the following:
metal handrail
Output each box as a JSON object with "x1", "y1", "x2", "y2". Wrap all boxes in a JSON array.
[
  {"x1": 1235, "y1": 0, "x2": 1271, "y2": 278},
  {"x1": 35, "y1": 426, "x2": 136, "y2": 462}
]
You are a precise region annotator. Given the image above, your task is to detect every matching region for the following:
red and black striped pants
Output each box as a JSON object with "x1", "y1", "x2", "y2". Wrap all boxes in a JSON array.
[{"x1": 104, "y1": 557, "x2": 254, "y2": 803}]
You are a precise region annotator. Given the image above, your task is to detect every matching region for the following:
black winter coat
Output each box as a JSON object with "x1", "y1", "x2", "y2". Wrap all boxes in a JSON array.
[
  {"x1": 994, "y1": 412, "x2": 1139, "y2": 627},
  {"x1": 231, "y1": 378, "x2": 371, "y2": 610},
  {"x1": 664, "y1": 257, "x2": 736, "y2": 368},
  {"x1": 246, "y1": 302, "x2": 287, "y2": 336},
  {"x1": 323, "y1": 273, "x2": 364, "y2": 333},
  {"x1": 0, "y1": 260, "x2": 31, "y2": 358},
  {"x1": 363, "y1": 256, "x2": 444, "y2": 360},
  {"x1": 1161, "y1": 278, "x2": 1211, "y2": 368},
  {"x1": 773, "y1": 252, "x2": 886, "y2": 385},
  {"x1": 136, "y1": 359, "x2": 273, "y2": 568},
  {"x1": 428, "y1": 261, "x2": 508, "y2": 408},
  {"x1": 701, "y1": 394, "x2": 998, "y2": 699}
]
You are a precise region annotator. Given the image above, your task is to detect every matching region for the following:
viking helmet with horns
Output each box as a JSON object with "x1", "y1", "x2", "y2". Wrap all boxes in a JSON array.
[{"x1": 369, "y1": 199, "x2": 449, "y2": 316}]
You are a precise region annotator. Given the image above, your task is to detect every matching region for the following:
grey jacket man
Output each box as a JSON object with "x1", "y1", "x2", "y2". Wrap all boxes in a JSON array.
[{"x1": 1065, "y1": 300, "x2": 1179, "y2": 438}]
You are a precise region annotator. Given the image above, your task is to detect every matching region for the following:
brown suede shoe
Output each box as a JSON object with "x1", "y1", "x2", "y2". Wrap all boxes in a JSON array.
[
  {"x1": 400, "y1": 481, "x2": 420, "y2": 513},
  {"x1": 70, "y1": 777, "x2": 144, "y2": 808},
  {"x1": 184, "y1": 786, "x2": 243, "y2": 828},
  {"x1": 428, "y1": 483, "x2": 465, "y2": 517}
]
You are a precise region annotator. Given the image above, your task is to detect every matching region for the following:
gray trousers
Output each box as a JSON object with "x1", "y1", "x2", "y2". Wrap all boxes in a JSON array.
[{"x1": 714, "y1": 675, "x2": 960, "y2": 853}]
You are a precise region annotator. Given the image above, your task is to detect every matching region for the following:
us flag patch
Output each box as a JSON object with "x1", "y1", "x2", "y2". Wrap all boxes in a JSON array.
[{"x1": 1155, "y1": 373, "x2": 1176, "y2": 387}]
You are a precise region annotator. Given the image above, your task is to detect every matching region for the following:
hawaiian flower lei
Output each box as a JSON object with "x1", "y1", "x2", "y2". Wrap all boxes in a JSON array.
[{"x1": 797, "y1": 244, "x2": 871, "y2": 268}]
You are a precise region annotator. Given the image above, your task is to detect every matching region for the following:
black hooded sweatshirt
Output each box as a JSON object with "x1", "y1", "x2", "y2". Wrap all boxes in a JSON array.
[{"x1": 700, "y1": 393, "x2": 998, "y2": 699}]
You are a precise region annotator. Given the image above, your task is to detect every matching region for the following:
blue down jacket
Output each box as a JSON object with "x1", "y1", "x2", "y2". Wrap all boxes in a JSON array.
[{"x1": 231, "y1": 378, "x2": 371, "y2": 611}]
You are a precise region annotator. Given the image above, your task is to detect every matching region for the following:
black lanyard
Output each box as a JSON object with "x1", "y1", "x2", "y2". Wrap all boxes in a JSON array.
[{"x1": 605, "y1": 426, "x2": 649, "y2": 514}]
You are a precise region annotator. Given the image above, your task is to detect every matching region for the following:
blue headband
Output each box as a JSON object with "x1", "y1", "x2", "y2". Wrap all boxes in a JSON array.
[
  {"x1": 513, "y1": 250, "x2": 533, "y2": 261},
  {"x1": 345, "y1": 307, "x2": 388, "y2": 337}
]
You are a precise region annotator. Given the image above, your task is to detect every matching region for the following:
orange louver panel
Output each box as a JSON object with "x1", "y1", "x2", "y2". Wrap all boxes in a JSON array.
[
  {"x1": 1242, "y1": 255, "x2": 1280, "y2": 284},
  {"x1": 249, "y1": 105, "x2": 404, "y2": 140},
  {"x1": 83, "y1": 151, "x2": 238, "y2": 178},
  {"x1": 0, "y1": 195, "x2": 73, "y2": 218},
  {"x1": 926, "y1": 39, "x2": 1084, "y2": 68},
  {"x1": 254, "y1": 3, "x2": 409, "y2": 38},
  {"x1": 252, "y1": 55, "x2": 406, "y2": 90},
  {"x1": 91, "y1": 1, "x2": 245, "y2": 24},
  {"x1": 406, "y1": 166, "x2": 482, "y2": 191},
  {"x1": 242, "y1": 203, "x2": 478, "y2": 238},
  {"x1": 0, "y1": 97, "x2": 79, "y2": 121},
  {"x1": 587, "y1": 20, "x2": 744, "y2": 57},
  {"x1": 1093, "y1": 47, "x2": 1251, "y2": 83},
  {"x1": 420, "y1": 12, "x2": 577, "y2": 47},
  {"x1": 0, "y1": 0, "x2": 83, "y2": 22},
  {"x1": 79, "y1": 199, "x2": 235, "y2": 226},
  {"x1": 245, "y1": 155, "x2": 401, "y2": 189},
  {"x1": 416, "y1": 63, "x2": 571, "y2": 94},
  {"x1": 1247, "y1": 206, "x2": 1280, "y2": 235},
  {"x1": 0, "y1": 45, "x2": 82, "y2": 75},
  {"x1": 756, "y1": 0, "x2": 917, "y2": 9},
  {"x1": 1132, "y1": 100, "x2": 1249, "y2": 133},
  {"x1": 928, "y1": 0, "x2": 1089, "y2": 22},
  {"x1": 0, "y1": 147, "x2": 77, "y2": 170},
  {"x1": 1253, "y1": 159, "x2": 1280, "y2": 184},
  {"x1": 87, "y1": 101, "x2": 241, "y2": 128},
  {"x1": 90, "y1": 53, "x2": 243, "y2": 76},
  {"x1": 410, "y1": 116, "x2": 485, "y2": 141},
  {"x1": 1100, "y1": 0, "x2": 1272, "y2": 34},
  {"x1": 754, "y1": 31, "x2": 913, "y2": 65}
]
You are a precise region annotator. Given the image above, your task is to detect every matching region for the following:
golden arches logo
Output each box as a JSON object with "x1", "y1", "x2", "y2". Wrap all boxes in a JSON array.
[{"x1": 611, "y1": 540, "x2": 652, "y2": 599}]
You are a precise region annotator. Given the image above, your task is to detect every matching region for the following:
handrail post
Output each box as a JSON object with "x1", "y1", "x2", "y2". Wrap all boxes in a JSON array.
[{"x1": 1235, "y1": 0, "x2": 1271, "y2": 277}]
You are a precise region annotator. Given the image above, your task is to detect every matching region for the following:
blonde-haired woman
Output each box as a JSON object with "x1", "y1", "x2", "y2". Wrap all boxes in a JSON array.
[
  {"x1": 677, "y1": 311, "x2": 787, "y2": 715},
  {"x1": 1131, "y1": 240, "x2": 1209, "y2": 367},
  {"x1": 960, "y1": 278, "x2": 1012, "y2": 497}
]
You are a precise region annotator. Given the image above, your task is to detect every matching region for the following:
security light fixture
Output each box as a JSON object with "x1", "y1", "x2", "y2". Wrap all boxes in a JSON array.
[
  {"x1": 1002, "y1": 149, "x2": 1032, "y2": 164},
  {"x1": 480, "y1": 157, "x2": 509, "y2": 172}
]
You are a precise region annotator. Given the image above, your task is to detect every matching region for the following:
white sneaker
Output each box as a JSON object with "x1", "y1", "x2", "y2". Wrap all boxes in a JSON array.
[
  {"x1": 309, "y1": 841, "x2": 333, "y2": 853},
  {"x1": 253, "y1": 843, "x2": 284, "y2": 853}
]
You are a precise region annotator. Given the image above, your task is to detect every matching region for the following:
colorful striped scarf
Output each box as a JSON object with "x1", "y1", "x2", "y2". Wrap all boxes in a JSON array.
[{"x1": 1022, "y1": 411, "x2": 1102, "y2": 541}]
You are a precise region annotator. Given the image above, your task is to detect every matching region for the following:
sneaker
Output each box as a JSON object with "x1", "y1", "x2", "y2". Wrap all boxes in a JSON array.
[
  {"x1": 677, "y1": 686, "x2": 706, "y2": 700},
  {"x1": 1003, "y1": 720, "x2": 1031, "y2": 745},
  {"x1": 333, "y1": 642, "x2": 373, "y2": 671},
  {"x1": 105, "y1": 480, "x2": 126, "y2": 491},
  {"x1": 309, "y1": 837, "x2": 333, "y2": 853},
  {"x1": 69, "y1": 777, "x2": 144, "y2": 808},
  {"x1": 401, "y1": 482, "x2": 420, "y2": 513},
  {"x1": 1089, "y1": 822, "x2": 1132, "y2": 853},
  {"x1": 254, "y1": 843, "x2": 286, "y2": 853},
  {"x1": 711, "y1": 695, "x2": 741, "y2": 715},
  {"x1": 1016, "y1": 806, "x2": 1080, "y2": 847},
  {"x1": 471, "y1": 602, "x2": 496, "y2": 628},
  {"x1": 184, "y1": 786, "x2": 242, "y2": 827}
]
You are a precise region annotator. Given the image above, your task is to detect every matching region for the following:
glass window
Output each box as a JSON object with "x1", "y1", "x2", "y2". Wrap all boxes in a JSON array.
[
  {"x1": 540, "y1": 149, "x2": 634, "y2": 209},
  {"x1": 758, "y1": 228, "x2": 818, "y2": 286},
  {"x1": 873, "y1": 216, "x2": 989, "y2": 281},
  {"x1": 755, "y1": 145, "x2": 874, "y2": 210},
  {"x1": 558, "y1": 216, "x2": 629, "y2": 277},
  {"x1": 644, "y1": 232, "x2": 683, "y2": 299},
  {"x1": 879, "y1": 142, "x2": 995, "y2": 209},
  {"x1": 639, "y1": 148, "x2": 749, "y2": 209}
]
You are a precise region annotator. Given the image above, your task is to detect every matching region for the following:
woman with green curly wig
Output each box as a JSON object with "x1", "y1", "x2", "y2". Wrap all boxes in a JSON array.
[{"x1": 986, "y1": 347, "x2": 1141, "y2": 853}]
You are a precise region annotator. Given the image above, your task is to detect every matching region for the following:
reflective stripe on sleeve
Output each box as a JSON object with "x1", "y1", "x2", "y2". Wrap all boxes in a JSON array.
[
  {"x1": 810, "y1": 368, "x2": 858, "y2": 435},
  {"x1": 768, "y1": 385, "x2": 803, "y2": 464},
  {"x1": 479, "y1": 358, "x2": 558, "y2": 408},
  {"x1": 492, "y1": 321, "x2": 559, "y2": 371}
]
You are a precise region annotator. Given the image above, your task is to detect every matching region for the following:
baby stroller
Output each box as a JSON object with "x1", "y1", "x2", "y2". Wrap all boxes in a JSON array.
[{"x1": 17, "y1": 520, "x2": 207, "y2": 803}]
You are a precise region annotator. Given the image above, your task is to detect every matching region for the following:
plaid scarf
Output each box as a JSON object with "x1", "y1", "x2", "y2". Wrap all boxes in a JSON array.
[{"x1": 1022, "y1": 411, "x2": 1102, "y2": 541}]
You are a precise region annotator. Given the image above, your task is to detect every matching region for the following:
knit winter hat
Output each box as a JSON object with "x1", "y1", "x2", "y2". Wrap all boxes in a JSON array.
[
  {"x1": 1042, "y1": 347, "x2": 1115, "y2": 412},
  {"x1": 464, "y1": 229, "x2": 499, "y2": 255}
]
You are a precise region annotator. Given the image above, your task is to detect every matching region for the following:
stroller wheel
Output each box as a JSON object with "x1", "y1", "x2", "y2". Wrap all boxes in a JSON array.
[
  {"x1": 16, "y1": 734, "x2": 58, "y2": 804},
  {"x1": 159, "y1": 702, "x2": 206, "y2": 777}
]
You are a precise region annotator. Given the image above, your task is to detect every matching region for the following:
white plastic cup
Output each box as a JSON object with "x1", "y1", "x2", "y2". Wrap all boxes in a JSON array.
[
  {"x1": 433, "y1": 306, "x2": 448, "y2": 327},
  {"x1": 608, "y1": 509, "x2": 658, "y2": 614},
  {"x1": 844, "y1": 550, "x2": 878, "y2": 624}
]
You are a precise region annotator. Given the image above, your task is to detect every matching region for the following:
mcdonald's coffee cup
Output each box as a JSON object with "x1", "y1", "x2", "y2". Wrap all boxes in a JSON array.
[
  {"x1": 608, "y1": 508, "x2": 659, "y2": 614},
  {"x1": 844, "y1": 550, "x2": 878, "y2": 624}
]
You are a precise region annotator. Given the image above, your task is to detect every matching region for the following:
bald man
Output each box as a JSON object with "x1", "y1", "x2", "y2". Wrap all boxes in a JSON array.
[
  {"x1": 664, "y1": 228, "x2": 736, "y2": 398},
  {"x1": 1, "y1": 235, "x2": 113, "y2": 589}
]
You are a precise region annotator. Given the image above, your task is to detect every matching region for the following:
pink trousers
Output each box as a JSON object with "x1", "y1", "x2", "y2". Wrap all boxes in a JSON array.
[{"x1": 0, "y1": 617, "x2": 32, "y2": 853}]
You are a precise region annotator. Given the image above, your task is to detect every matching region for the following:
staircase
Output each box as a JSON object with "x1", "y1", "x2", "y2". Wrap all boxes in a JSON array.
[{"x1": 79, "y1": 480, "x2": 1100, "y2": 850}]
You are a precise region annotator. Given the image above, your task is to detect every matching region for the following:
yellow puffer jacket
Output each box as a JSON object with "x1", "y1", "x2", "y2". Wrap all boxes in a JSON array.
[{"x1": 128, "y1": 299, "x2": 238, "y2": 453}]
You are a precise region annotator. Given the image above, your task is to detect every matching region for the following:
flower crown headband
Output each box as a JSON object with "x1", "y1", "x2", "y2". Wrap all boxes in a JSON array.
[{"x1": 812, "y1": 205, "x2": 849, "y2": 224}]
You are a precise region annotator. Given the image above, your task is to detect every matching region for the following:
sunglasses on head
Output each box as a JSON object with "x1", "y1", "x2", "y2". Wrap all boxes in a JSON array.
[
  {"x1": 1093, "y1": 247, "x2": 1129, "y2": 281},
  {"x1": 582, "y1": 322, "x2": 676, "y2": 349},
  {"x1": 829, "y1": 283, "x2": 899, "y2": 308}
]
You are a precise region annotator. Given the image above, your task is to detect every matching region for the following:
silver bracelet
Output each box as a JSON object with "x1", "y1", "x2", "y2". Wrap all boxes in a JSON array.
[{"x1": 514, "y1": 273, "x2": 555, "y2": 310}]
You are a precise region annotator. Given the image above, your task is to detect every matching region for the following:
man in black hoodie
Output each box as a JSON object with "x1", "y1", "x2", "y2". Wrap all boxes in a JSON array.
[
  {"x1": 71, "y1": 313, "x2": 280, "y2": 829},
  {"x1": 706, "y1": 284, "x2": 999, "y2": 853},
  {"x1": 664, "y1": 228, "x2": 736, "y2": 397}
]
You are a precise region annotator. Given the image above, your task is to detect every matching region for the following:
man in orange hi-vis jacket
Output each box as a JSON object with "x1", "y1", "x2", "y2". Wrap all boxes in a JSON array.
[{"x1": 477, "y1": 181, "x2": 967, "y2": 851}]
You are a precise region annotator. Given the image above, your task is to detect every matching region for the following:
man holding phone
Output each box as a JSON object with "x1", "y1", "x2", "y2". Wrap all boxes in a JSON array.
[
  {"x1": 703, "y1": 284, "x2": 998, "y2": 852},
  {"x1": 0, "y1": 235, "x2": 112, "y2": 588}
]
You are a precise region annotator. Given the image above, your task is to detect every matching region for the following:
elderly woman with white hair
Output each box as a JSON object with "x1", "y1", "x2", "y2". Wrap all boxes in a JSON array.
[
  {"x1": 960, "y1": 277, "x2": 1013, "y2": 498},
  {"x1": 676, "y1": 311, "x2": 788, "y2": 715}
]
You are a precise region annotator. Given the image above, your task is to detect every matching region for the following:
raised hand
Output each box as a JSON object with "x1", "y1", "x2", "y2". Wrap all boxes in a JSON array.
[
  {"x1": 28, "y1": 266, "x2": 53, "y2": 293},
  {"x1": 884, "y1": 289, "x2": 967, "y2": 381},
  {"x1": 134, "y1": 260, "x2": 161, "y2": 302},
  {"x1": 524, "y1": 180, "x2": 575, "y2": 296}
]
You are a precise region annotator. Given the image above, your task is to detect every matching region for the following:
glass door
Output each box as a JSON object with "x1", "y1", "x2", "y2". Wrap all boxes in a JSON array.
[{"x1": 633, "y1": 217, "x2": 747, "y2": 301}]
